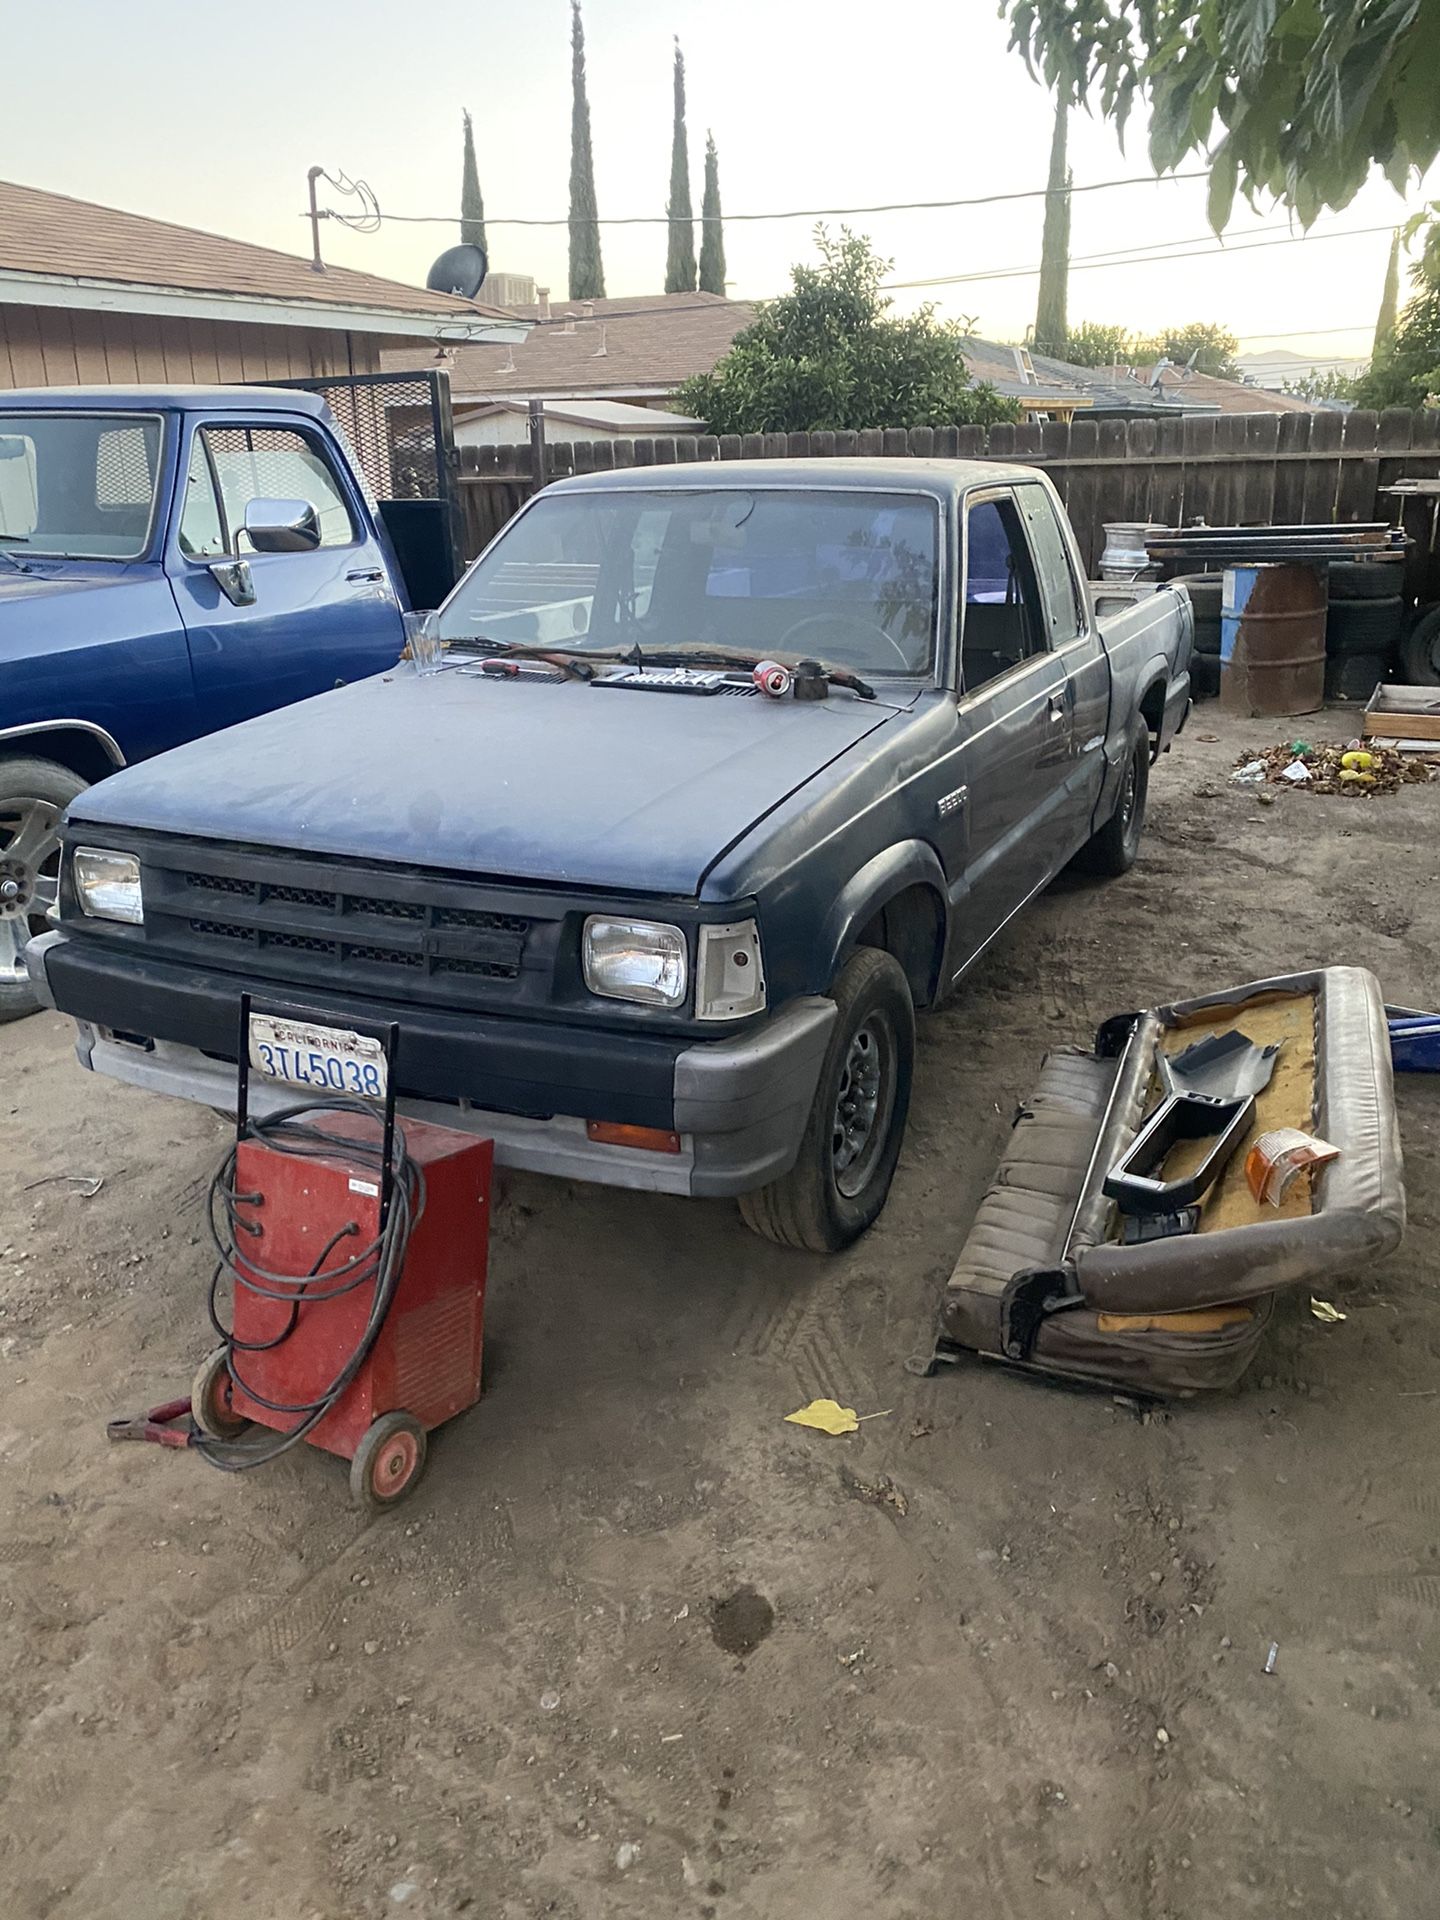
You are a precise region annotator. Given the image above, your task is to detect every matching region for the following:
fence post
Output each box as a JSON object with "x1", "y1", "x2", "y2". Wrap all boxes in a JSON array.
[{"x1": 528, "y1": 398, "x2": 547, "y2": 495}]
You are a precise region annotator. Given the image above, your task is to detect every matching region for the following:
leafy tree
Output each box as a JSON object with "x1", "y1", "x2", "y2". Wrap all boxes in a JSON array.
[
  {"x1": 677, "y1": 228, "x2": 1019, "y2": 435},
  {"x1": 1354, "y1": 261, "x2": 1440, "y2": 409},
  {"x1": 1058, "y1": 320, "x2": 1131, "y2": 367},
  {"x1": 1033, "y1": 97, "x2": 1070, "y2": 357},
  {"x1": 1134, "y1": 321, "x2": 1240, "y2": 379},
  {"x1": 1374, "y1": 232, "x2": 1401, "y2": 353},
  {"x1": 665, "y1": 40, "x2": 697, "y2": 293},
  {"x1": 699, "y1": 132, "x2": 726, "y2": 295},
  {"x1": 460, "y1": 110, "x2": 488, "y2": 258},
  {"x1": 1280, "y1": 366, "x2": 1364, "y2": 403},
  {"x1": 568, "y1": 0, "x2": 605, "y2": 299},
  {"x1": 1001, "y1": 0, "x2": 1440, "y2": 228}
]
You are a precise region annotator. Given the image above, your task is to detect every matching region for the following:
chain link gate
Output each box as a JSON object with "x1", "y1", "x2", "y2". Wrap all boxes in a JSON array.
[{"x1": 256, "y1": 369, "x2": 466, "y2": 609}]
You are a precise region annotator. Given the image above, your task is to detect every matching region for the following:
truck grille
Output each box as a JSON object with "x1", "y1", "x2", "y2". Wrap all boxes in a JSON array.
[{"x1": 142, "y1": 848, "x2": 551, "y2": 1012}]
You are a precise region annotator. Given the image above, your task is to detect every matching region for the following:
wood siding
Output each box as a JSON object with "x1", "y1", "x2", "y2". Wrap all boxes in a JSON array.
[{"x1": 0, "y1": 304, "x2": 384, "y2": 389}]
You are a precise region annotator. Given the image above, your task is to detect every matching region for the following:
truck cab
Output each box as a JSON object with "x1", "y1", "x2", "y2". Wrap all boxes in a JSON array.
[{"x1": 0, "y1": 386, "x2": 411, "y2": 1017}]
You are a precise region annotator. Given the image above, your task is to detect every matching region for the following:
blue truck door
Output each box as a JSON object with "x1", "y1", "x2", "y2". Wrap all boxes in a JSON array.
[
  {"x1": 167, "y1": 416, "x2": 404, "y2": 732},
  {"x1": 936, "y1": 489, "x2": 1077, "y2": 973},
  {"x1": 1015, "y1": 481, "x2": 1109, "y2": 843}
]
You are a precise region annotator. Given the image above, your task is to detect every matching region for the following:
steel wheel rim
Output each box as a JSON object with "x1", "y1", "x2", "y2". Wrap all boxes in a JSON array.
[
  {"x1": 831, "y1": 1013, "x2": 896, "y2": 1199},
  {"x1": 0, "y1": 798, "x2": 62, "y2": 985},
  {"x1": 374, "y1": 1430, "x2": 421, "y2": 1497},
  {"x1": 1118, "y1": 754, "x2": 1139, "y2": 834}
]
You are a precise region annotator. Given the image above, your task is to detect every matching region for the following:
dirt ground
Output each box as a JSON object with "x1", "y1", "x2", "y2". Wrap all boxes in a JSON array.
[{"x1": 2, "y1": 703, "x2": 1439, "y2": 1920}]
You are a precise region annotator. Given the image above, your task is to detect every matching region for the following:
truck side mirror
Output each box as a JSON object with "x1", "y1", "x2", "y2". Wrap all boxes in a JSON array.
[{"x1": 242, "y1": 498, "x2": 322, "y2": 554}]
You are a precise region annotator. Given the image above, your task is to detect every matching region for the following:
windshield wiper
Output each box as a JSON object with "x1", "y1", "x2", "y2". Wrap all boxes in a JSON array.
[
  {"x1": 628, "y1": 647, "x2": 877, "y2": 700},
  {"x1": 0, "y1": 537, "x2": 32, "y2": 575},
  {"x1": 444, "y1": 637, "x2": 639, "y2": 681}
]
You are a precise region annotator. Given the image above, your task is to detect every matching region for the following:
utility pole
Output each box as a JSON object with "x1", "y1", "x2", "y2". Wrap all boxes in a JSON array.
[{"x1": 307, "y1": 166, "x2": 326, "y2": 273}]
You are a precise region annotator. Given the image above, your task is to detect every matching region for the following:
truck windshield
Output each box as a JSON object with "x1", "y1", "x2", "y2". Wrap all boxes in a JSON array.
[
  {"x1": 438, "y1": 487, "x2": 940, "y2": 674},
  {"x1": 0, "y1": 412, "x2": 163, "y2": 561}
]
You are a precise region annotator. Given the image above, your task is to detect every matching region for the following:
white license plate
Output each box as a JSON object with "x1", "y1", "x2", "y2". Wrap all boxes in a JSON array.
[{"x1": 247, "y1": 1014, "x2": 387, "y2": 1100}]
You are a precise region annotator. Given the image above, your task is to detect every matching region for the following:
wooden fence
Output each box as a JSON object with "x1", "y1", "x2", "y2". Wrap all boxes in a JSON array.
[{"x1": 455, "y1": 408, "x2": 1440, "y2": 576}]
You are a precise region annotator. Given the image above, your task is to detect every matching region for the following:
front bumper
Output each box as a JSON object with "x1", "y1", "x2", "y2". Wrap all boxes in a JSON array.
[{"x1": 26, "y1": 930, "x2": 835, "y2": 1199}]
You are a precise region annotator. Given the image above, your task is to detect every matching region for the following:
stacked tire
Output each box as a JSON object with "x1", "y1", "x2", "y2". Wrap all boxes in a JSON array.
[
  {"x1": 1173, "y1": 573, "x2": 1224, "y2": 699},
  {"x1": 1325, "y1": 561, "x2": 1404, "y2": 704}
]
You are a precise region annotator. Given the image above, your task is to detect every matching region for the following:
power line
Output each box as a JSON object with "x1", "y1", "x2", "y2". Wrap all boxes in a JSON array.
[
  {"x1": 315, "y1": 168, "x2": 1210, "y2": 232},
  {"x1": 884, "y1": 212, "x2": 1341, "y2": 290},
  {"x1": 1236, "y1": 323, "x2": 1376, "y2": 342},
  {"x1": 884, "y1": 220, "x2": 1401, "y2": 290}
]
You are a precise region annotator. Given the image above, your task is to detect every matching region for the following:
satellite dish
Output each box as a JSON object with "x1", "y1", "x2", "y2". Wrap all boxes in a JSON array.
[{"x1": 426, "y1": 243, "x2": 489, "y2": 300}]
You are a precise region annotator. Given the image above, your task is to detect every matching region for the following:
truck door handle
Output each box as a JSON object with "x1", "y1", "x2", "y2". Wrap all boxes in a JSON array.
[
  {"x1": 346, "y1": 567, "x2": 385, "y2": 583},
  {"x1": 1048, "y1": 693, "x2": 1067, "y2": 723}
]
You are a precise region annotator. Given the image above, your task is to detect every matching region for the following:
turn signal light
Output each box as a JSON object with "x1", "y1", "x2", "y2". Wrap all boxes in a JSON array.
[{"x1": 585, "y1": 1120, "x2": 683, "y2": 1154}]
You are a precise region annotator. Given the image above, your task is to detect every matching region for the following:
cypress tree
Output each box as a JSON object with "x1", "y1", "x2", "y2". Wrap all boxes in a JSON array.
[
  {"x1": 698, "y1": 131, "x2": 726, "y2": 295},
  {"x1": 1033, "y1": 95, "x2": 1070, "y2": 358},
  {"x1": 460, "y1": 110, "x2": 488, "y2": 257},
  {"x1": 1374, "y1": 230, "x2": 1401, "y2": 353},
  {"x1": 665, "y1": 39, "x2": 697, "y2": 293},
  {"x1": 568, "y1": 0, "x2": 606, "y2": 299}
]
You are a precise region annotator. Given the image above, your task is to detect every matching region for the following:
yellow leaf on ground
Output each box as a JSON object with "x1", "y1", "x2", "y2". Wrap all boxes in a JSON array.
[
  {"x1": 784, "y1": 1398, "x2": 860, "y2": 1436},
  {"x1": 1309, "y1": 1296, "x2": 1348, "y2": 1323}
]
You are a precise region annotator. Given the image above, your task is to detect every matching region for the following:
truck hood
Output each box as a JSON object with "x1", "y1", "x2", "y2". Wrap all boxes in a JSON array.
[{"x1": 70, "y1": 666, "x2": 902, "y2": 895}]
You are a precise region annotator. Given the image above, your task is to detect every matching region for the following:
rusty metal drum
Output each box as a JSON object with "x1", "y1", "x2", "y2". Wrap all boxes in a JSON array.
[{"x1": 1220, "y1": 563, "x2": 1327, "y2": 716}]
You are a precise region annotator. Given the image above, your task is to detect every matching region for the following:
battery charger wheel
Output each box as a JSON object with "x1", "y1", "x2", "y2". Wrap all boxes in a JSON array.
[
  {"x1": 350, "y1": 1411, "x2": 428, "y2": 1511},
  {"x1": 191, "y1": 1345, "x2": 249, "y2": 1440}
]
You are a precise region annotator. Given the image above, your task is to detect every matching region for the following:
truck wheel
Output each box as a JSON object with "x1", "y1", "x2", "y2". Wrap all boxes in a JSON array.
[
  {"x1": 0, "y1": 757, "x2": 85, "y2": 1024},
  {"x1": 738, "y1": 949, "x2": 915, "y2": 1253},
  {"x1": 1401, "y1": 606, "x2": 1440, "y2": 688},
  {"x1": 1074, "y1": 728, "x2": 1148, "y2": 879}
]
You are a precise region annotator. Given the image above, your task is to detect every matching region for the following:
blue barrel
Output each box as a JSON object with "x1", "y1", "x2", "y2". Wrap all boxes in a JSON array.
[{"x1": 1221, "y1": 563, "x2": 1326, "y2": 716}]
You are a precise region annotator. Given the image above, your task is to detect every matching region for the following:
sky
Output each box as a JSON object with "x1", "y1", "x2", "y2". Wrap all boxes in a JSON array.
[{"x1": 4, "y1": 0, "x2": 1430, "y2": 371}]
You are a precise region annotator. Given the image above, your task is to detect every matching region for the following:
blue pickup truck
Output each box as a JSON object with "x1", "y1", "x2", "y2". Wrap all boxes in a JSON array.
[
  {"x1": 30, "y1": 459, "x2": 1192, "y2": 1249},
  {"x1": 0, "y1": 386, "x2": 414, "y2": 1018}
]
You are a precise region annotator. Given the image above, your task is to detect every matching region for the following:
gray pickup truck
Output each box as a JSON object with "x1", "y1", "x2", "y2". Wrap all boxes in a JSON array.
[{"x1": 28, "y1": 458, "x2": 1192, "y2": 1249}]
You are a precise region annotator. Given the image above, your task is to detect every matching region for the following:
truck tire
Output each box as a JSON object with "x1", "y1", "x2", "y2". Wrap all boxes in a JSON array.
[
  {"x1": 1073, "y1": 727, "x2": 1148, "y2": 879},
  {"x1": 738, "y1": 948, "x2": 915, "y2": 1253},
  {"x1": 1401, "y1": 606, "x2": 1440, "y2": 688},
  {"x1": 0, "y1": 756, "x2": 85, "y2": 1024},
  {"x1": 1328, "y1": 560, "x2": 1405, "y2": 600}
]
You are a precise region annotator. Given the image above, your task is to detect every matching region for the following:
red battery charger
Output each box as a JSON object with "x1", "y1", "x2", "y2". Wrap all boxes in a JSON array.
[{"x1": 196, "y1": 1110, "x2": 493, "y2": 1507}]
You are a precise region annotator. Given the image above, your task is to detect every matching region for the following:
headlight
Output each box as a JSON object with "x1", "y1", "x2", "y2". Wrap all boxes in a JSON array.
[
  {"x1": 695, "y1": 920, "x2": 766, "y2": 1020},
  {"x1": 583, "y1": 916, "x2": 687, "y2": 1008},
  {"x1": 73, "y1": 848, "x2": 143, "y2": 924}
]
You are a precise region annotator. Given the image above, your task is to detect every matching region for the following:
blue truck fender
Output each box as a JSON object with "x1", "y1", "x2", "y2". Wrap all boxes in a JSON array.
[
  {"x1": 0, "y1": 718, "x2": 127, "y2": 778},
  {"x1": 815, "y1": 839, "x2": 950, "y2": 1006}
]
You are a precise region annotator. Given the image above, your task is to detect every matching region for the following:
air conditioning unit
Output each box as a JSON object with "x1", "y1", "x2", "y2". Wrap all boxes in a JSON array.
[{"x1": 479, "y1": 272, "x2": 538, "y2": 309}]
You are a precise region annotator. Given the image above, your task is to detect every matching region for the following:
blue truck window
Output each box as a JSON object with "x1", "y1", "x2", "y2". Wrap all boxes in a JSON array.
[
  {"x1": 961, "y1": 495, "x2": 1045, "y2": 689},
  {"x1": 440, "y1": 489, "x2": 939, "y2": 673},
  {"x1": 201, "y1": 424, "x2": 357, "y2": 550},
  {"x1": 0, "y1": 410, "x2": 161, "y2": 559},
  {"x1": 178, "y1": 434, "x2": 227, "y2": 558}
]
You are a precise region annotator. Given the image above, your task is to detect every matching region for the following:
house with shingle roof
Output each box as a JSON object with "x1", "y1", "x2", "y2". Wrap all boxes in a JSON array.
[
  {"x1": 401, "y1": 289, "x2": 758, "y2": 410},
  {"x1": 0, "y1": 177, "x2": 524, "y2": 391}
]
